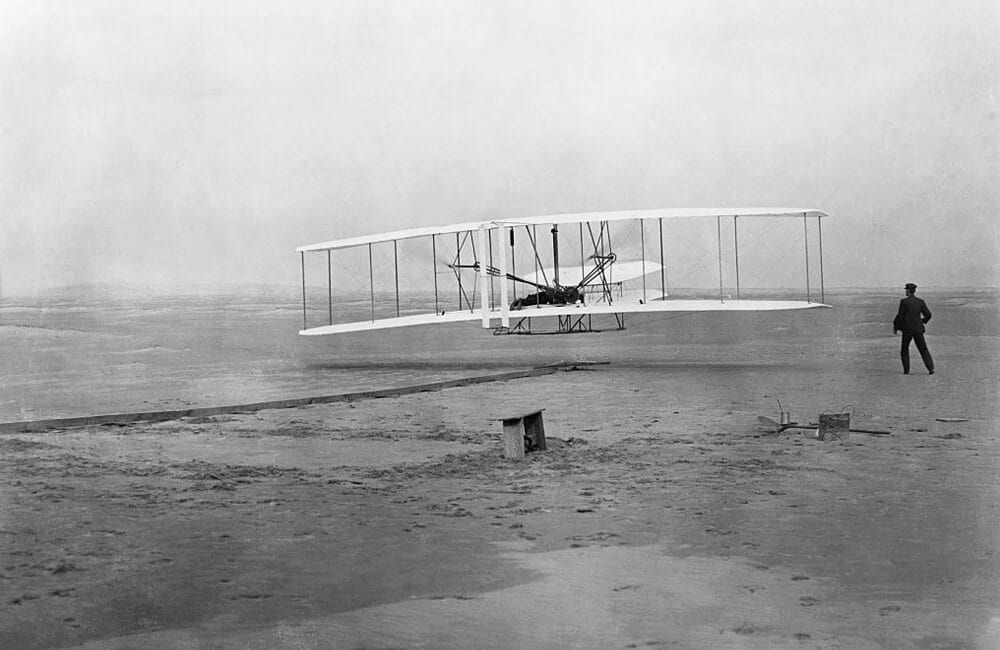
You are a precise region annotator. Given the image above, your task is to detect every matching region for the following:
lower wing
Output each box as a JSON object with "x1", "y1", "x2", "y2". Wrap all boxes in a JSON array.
[{"x1": 300, "y1": 299, "x2": 830, "y2": 335}]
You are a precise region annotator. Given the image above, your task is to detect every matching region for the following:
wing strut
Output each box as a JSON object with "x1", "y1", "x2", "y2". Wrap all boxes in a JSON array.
[
  {"x1": 640, "y1": 218, "x2": 647, "y2": 303},
  {"x1": 498, "y1": 226, "x2": 509, "y2": 328},
  {"x1": 803, "y1": 213, "x2": 811, "y2": 303},
  {"x1": 818, "y1": 215, "x2": 825, "y2": 304},
  {"x1": 532, "y1": 226, "x2": 538, "y2": 303},
  {"x1": 393, "y1": 240, "x2": 400, "y2": 317},
  {"x1": 368, "y1": 243, "x2": 375, "y2": 321},
  {"x1": 658, "y1": 218, "x2": 668, "y2": 299},
  {"x1": 478, "y1": 226, "x2": 489, "y2": 328},
  {"x1": 488, "y1": 229, "x2": 495, "y2": 309},
  {"x1": 716, "y1": 215, "x2": 724, "y2": 303},
  {"x1": 455, "y1": 233, "x2": 462, "y2": 309},
  {"x1": 300, "y1": 251, "x2": 306, "y2": 330},
  {"x1": 733, "y1": 216, "x2": 741, "y2": 300},
  {"x1": 551, "y1": 224, "x2": 560, "y2": 287},
  {"x1": 510, "y1": 228, "x2": 517, "y2": 303},
  {"x1": 432, "y1": 234, "x2": 439, "y2": 314}
]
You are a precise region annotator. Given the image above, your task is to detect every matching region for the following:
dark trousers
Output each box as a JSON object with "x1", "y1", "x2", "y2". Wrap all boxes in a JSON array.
[{"x1": 901, "y1": 333, "x2": 934, "y2": 373}]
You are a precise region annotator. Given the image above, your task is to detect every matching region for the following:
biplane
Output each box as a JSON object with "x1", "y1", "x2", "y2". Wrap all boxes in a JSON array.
[{"x1": 296, "y1": 208, "x2": 829, "y2": 336}]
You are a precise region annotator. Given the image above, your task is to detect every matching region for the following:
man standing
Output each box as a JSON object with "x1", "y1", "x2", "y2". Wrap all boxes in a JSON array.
[{"x1": 893, "y1": 283, "x2": 935, "y2": 375}]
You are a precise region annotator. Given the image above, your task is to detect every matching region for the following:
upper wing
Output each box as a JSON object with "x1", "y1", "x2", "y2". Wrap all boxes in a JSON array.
[{"x1": 296, "y1": 207, "x2": 827, "y2": 252}]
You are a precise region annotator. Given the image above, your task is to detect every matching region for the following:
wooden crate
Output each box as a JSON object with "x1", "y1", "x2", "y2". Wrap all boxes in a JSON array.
[
  {"x1": 499, "y1": 410, "x2": 546, "y2": 459},
  {"x1": 818, "y1": 412, "x2": 850, "y2": 441}
]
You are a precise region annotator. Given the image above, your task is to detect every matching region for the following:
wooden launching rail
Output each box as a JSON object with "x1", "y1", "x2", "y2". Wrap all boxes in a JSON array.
[{"x1": 0, "y1": 366, "x2": 583, "y2": 434}]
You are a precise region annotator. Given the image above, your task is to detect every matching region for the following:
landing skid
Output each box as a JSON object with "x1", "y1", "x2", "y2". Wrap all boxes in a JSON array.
[{"x1": 493, "y1": 312, "x2": 626, "y2": 335}]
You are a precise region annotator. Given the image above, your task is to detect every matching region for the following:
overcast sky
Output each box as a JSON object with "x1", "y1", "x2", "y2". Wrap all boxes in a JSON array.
[{"x1": 1, "y1": 0, "x2": 997, "y2": 295}]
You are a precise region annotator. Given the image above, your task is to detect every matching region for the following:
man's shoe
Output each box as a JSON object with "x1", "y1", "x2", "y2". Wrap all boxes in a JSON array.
[
  {"x1": 929, "y1": 370, "x2": 935, "y2": 375},
  {"x1": 903, "y1": 371, "x2": 909, "y2": 375}
]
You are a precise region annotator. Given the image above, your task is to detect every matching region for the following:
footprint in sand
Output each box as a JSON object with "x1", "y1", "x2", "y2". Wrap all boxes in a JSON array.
[
  {"x1": 879, "y1": 605, "x2": 901, "y2": 616},
  {"x1": 229, "y1": 593, "x2": 273, "y2": 601},
  {"x1": 799, "y1": 596, "x2": 818, "y2": 606}
]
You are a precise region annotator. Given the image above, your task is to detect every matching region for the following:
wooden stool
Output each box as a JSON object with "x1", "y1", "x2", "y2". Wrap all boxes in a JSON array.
[{"x1": 499, "y1": 410, "x2": 546, "y2": 459}]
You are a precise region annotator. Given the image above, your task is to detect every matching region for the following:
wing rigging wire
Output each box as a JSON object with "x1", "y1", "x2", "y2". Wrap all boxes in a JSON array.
[
  {"x1": 585, "y1": 222, "x2": 614, "y2": 303},
  {"x1": 449, "y1": 231, "x2": 479, "y2": 312},
  {"x1": 524, "y1": 225, "x2": 551, "y2": 289},
  {"x1": 740, "y1": 222, "x2": 806, "y2": 293},
  {"x1": 667, "y1": 236, "x2": 714, "y2": 291},
  {"x1": 391, "y1": 238, "x2": 441, "y2": 316}
]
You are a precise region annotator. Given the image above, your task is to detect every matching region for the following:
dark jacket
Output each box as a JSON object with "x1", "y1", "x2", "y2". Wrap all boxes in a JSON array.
[{"x1": 894, "y1": 295, "x2": 932, "y2": 334}]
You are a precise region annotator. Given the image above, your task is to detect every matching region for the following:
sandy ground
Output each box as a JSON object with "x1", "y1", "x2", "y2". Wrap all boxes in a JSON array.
[{"x1": 2, "y1": 330, "x2": 999, "y2": 648}]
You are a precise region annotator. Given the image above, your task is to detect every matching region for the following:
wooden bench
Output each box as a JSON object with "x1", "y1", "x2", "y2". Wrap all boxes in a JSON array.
[{"x1": 499, "y1": 409, "x2": 547, "y2": 459}]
